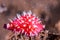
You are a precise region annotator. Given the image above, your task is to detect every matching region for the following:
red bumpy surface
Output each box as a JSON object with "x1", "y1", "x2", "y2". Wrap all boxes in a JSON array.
[{"x1": 4, "y1": 11, "x2": 44, "y2": 36}]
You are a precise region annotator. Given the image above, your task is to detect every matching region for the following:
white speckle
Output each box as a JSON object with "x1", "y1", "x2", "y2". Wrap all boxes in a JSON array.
[
  {"x1": 33, "y1": 25, "x2": 37, "y2": 28},
  {"x1": 32, "y1": 17, "x2": 35, "y2": 20},
  {"x1": 32, "y1": 21, "x2": 35, "y2": 24},
  {"x1": 22, "y1": 29, "x2": 24, "y2": 33},
  {"x1": 16, "y1": 14, "x2": 20, "y2": 19},
  {"x1": 27, "y1": 10, "x2": 32, "y2": 17},
  {"x1": 23, "y1": 11, "x2": 26, "y2": 16},
  {"x1": 28, "y1": 14, "x2": 31, "y2": 17},
  {"x1": 7, "y1": 23, "x2": 10, "y2": 28},
  {"x1": 29, "y1": 19, "x2": 31, "y2": 22},
  {"x1": 43, "y1": 25, "x2": 45, "y2": 28},
  {"x1": 23, "y1": 24, "x2": 26, "y2": 27},
  {"x1": 29, "y1": 25, "x2": 31, "y2": 29},
  {"x1": 21, "y1": 20, "x2": 24, "y2": 23}
]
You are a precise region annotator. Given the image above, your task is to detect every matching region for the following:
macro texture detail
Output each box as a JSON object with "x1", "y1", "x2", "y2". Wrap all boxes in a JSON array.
[{"x1": 4, "y1": 10, "x2": 44, "y2": 36}]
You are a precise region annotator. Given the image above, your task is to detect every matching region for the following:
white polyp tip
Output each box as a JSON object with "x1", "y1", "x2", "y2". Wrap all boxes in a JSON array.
[
  {"x1": 29, "y1": 25, "x2": 31, "y2": 29},
  {"x1": 8, "y1": 19, "x2": 13, "y2": 22},
  {"x1": 32, "y1": 21, "x2": 35, "y2": 24},
  {"x1": 25, "y1": 32, "x2": 27, "y2": 35},
  {"x1": 33, "y1": 25, "x2": 37, "y2": 28},
  {"x1": 22, "y1": 29, "x2": 24, "y2": 33},
  {"x1": 23, "y1": 24, "x2": 26, "y2": 27},
  {"x1": 23, "y1": 11, "x2": 26, "y2": 16},
  {"x1": 7, "y1": 23, "x2": 10, "y2": 28},
  {"x1": 43, "y1": 25, "x2": 45, "y2": 28},
  {"x1": 21, "y1": 20, "x2": 24, "y2": 23},
  {"x1": 27, "y1": 10, "x2": 32, "y2": 14},
  {"x1": 32, "y1": 17, "x2": 35, "y2": 20},
  {"x1": 17, "y1": 14, "x2": 20, "y2": 16},
  {"x1": 16, "y1": 14, "x2": 20, "y2": 19},
  {"x1": 29, "y1": 19, "x2": 31, "y2": 22}
]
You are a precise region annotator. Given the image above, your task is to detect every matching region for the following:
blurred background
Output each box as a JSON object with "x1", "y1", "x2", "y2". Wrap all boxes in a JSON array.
[{"x1": 0, "y1": 0, "x2": 60, "y2": 40}]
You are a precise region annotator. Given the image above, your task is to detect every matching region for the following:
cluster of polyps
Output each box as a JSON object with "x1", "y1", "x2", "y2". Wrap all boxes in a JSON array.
[{"x1": 4, "y1": 10, "x2": 45, "y2": 36}]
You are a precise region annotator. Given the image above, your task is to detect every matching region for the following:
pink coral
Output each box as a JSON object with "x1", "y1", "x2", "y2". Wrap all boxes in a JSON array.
[{"x1": 4, "y1": 10, "x2": 45, "y2": 36}]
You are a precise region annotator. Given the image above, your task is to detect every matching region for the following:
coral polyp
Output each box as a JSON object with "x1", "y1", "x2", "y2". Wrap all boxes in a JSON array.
[{"x1": 4, "y1": 10, "x2": 44, "y2": 36}]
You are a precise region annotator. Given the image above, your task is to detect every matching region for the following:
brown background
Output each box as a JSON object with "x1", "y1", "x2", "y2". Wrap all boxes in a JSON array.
[{"x1": 0, "y1": 0, "x2": 60, "y2": 40}]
